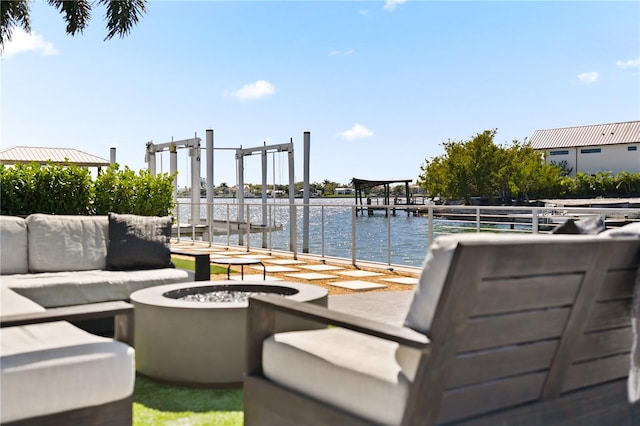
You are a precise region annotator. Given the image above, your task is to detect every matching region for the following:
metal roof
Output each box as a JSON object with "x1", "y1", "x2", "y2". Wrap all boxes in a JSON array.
[
  {"x1": 351, "y1": 178, "x2": 413, "y2": 190},
  {"x1": 529, "y1": 121, "x2": 640, "y2": 150},
  {"x1": 0, "y1": 146, "x2": 110, "y2": 167}
]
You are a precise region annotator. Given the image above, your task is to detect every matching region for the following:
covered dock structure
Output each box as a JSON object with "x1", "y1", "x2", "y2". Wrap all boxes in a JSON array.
[
  {"x1": 0, "y1": 146, "x2": 112, "y2": 172},
  {"x1": 352, "y1": 178, "x2": 416, "y2": 216}
]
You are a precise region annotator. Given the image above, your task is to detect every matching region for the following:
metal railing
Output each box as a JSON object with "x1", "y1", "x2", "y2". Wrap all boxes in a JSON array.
[{"x1": 173, "y1": 200, "x2": 640, "y2": 268}]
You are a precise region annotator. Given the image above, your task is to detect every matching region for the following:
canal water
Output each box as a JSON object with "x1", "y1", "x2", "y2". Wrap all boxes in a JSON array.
[{"x1": 177, "y1": 197, "x2": 488, "y2": 267}]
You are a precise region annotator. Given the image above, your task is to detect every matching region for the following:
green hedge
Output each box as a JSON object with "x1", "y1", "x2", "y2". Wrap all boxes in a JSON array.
[
  {"x1": 0, "y1": 163, "x2": 175, "y2": 216},
  {"x1": 559, "y1": 171, "x2": 640, "y2": 198}
]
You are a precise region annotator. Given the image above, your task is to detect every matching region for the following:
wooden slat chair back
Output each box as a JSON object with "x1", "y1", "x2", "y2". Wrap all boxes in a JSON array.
[
  {"x1": 244, "y1": 237, "x2": 640, "y2": 426},
  {"x1": 416, "y1": 238, "x2": 640, "y2": 425}
]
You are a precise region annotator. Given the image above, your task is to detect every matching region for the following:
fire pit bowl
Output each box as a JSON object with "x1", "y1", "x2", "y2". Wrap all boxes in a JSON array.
[{"x1": 130, "y1": 281, "x2": 328, "y2": 387}]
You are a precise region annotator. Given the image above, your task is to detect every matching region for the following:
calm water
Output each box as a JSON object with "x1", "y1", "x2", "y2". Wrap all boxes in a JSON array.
[{"x1": 177, "y1": 197, "x2": 489, "y2": 267}]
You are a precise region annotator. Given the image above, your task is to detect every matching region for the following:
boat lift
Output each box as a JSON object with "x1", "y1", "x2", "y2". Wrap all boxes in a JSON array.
[
  {"x1": 145, "y1": 133, "x2": 203, "y2": 225},
  {"x1": 145, "y1": 130, "x2": 312, "y2": 254},
  {"x1": 235, "y1": 140, "x2": 296, "y2": 250}
]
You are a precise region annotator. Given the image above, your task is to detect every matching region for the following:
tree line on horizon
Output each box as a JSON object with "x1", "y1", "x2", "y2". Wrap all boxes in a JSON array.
[
  {"x1": 417, "y1": 129, "x2": 640, "y2": 205},
  {"x1": 183, "y1": 179, "x2": 354, "y2": 198}
]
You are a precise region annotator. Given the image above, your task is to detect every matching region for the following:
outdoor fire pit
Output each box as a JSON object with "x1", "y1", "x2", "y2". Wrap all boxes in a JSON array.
[{"x1": 130, "y1": 281, "x2": 328, "y2": 387}]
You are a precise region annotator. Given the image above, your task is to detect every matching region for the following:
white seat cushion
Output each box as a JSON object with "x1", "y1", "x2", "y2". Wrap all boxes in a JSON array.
[
  {"x1": 600, "y1": 222, "x2": 640, "y2": 238},
  {"x1": 0, "y1": 321, "x2": 135, "y2": 423},
  {"x1": 263, "y1": 327, "x2": 410, "y2": 426},
  {"x1": 0, "y1": 216, "x2": 29, "y2": 274},
  {"x1": 26, "y1": 214, "x2": 109, "y2": 272},
  {"x1": 0, "y1": 286, "x2": 45, "y2": 315},
  {"x1": 4, "y1": 268, "x2": 193, "y2": 308}
]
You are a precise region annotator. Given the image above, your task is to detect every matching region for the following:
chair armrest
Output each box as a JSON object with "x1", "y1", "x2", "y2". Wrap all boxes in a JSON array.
[
  {"x1": 247, "y1": 294, "x2": 429, "y2": 375},
  {"x1": 171, "y1": 248, "x2": 211, "y2": 281},
  {"x1": 0, "y1": 301, "x2": 134, "y2": 345}
]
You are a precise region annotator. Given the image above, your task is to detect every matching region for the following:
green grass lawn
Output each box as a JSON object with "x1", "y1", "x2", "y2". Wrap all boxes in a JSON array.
[
  {"x1": 133, "y1": 375, "x2": 243, "y2": 425},
  {"x1": 172, "y1": 257, "x2": 230, "y2": 276},
  {"x1": 135, "y1": 258, "x2": 242, "y2": 425}
]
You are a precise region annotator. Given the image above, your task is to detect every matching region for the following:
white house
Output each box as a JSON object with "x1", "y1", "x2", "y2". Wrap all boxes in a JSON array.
[
  {"x1": 529, "y1": 121, "x2": 640, "y2": 176},
  {"x1": 335, "y1": 187, "x2": 354, "y2": 195}
]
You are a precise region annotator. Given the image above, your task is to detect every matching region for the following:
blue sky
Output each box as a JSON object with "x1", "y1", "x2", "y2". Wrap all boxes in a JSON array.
[{"x1": 2, "y1": 0, "x2": 639, "y2": 189}]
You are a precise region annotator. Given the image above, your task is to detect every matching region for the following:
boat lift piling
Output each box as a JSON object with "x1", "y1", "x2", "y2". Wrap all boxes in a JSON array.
[{"x1": 146, "y1": 130, "x2": 312, "y2": 256}]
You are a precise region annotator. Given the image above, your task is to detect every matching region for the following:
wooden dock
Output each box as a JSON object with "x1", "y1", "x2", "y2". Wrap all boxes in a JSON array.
[{"x1": 173, "y1": 220, "x2": 283, "y2": 239}]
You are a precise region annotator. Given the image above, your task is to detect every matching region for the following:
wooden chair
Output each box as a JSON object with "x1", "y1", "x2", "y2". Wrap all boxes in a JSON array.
[{"x1": 244, "y1": 236, "x2": 640, "y2": 425}]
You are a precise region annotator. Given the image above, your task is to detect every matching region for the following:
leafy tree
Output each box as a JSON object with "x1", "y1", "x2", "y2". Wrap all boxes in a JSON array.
[
  {"x1": 309, "y1": 182, "x2": 324, "y2": 196},
  {"x1": 93, "y1": 165, "x2": 136, "y2": 214},
  {"x1": 418, "y1": 130, "x2": 503, "y2": 204},
  {"x1": 391, "y1": 185, "x2": 405, "y2": 196},
  {"x1": 0, "y1": 162, "x2": 92, "y2": 215},
  {"x1": 216, "y1": 182, "x2": 230, "y2": 196},
  {"x1": 550, "y1": 160, "x2": 573, "y2": 177},
  {"x1": 93, "y1": 165, "x2": 174, "y2": 216},
  {"x1": 615, "y1": 171, "x2": 640, "y2": 195},
  {"x1": 322, "y1": 179, "x2": 340, "y2": 196},
  {"x1": 1, "y1": 162, "x2": 175, "y2": 216},
  {"x1": 418, "y1": 130, "x2": 564, "y2": 204},
  {"x1": 1, "y1": 0, "x2": 147, "y2": 50},
  {"x1": 0, "y1": 163, "x2": 35, "y2": 215},
  {"x1": 507, "y1": 142, "x2": 562, "y2": 202}
]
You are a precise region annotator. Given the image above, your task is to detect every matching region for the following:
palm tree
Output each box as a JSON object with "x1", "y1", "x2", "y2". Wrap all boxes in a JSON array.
[{"x1": 1, "y1": 0, "x2": 147, "y2": 50}]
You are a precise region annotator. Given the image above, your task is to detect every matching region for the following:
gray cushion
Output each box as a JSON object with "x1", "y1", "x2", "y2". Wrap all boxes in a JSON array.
[
  {"x1": 600, "y1": 222, "x2": 640, "y2": 238},
  {"x1": 0, "y1": 287, "x2": 45, "y2": 316},
  {"x1": 26, "y1": 214, "x2": 108, "y2": 272},
  {"x1": 0, "y1": 216, "x2": 28, "y2": 274},
  {"x1": 263, "y1": 327, "x2": 409, "y2": 426},
  {"x1": 4, "y1": 268, "x2": 193, "y2": 308},
  {"x1": 551, "y1": 215, "x2": 605, "y2": 234},
  {"x1": 1, "y1": 321, "x2": 134, "y2": 423},
  {"x1": 106, "y1": 213, "x2": 173, "y2": 270}
]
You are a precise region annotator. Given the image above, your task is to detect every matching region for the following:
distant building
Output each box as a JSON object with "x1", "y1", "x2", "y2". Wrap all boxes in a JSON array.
[
  {"x1": 529, "y1": 121, "x2": 640, "y2": 176},
  {"x1": 335, "y1": 187, "x2": 354, "y2": 195}
]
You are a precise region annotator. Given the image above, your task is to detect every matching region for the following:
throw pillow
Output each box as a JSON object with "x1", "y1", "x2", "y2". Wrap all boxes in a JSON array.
[
  {"x1": 106, "y1": 213, "x2": 173, "y2": 270},
  {"x1": 551, "y1": 215, "x2": 605, "y2": 235}
]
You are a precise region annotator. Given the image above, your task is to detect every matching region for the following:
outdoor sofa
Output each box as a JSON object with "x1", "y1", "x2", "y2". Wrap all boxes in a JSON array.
[
  {"x1": 245, "y1": 229, "x2": 640, "y2": 425},
  {"x1": 0, "y1": 213, "x2": 210, "y2": 308},
  {"x1": 0, "y1": 212, "x2": 208, "y2": 424}
]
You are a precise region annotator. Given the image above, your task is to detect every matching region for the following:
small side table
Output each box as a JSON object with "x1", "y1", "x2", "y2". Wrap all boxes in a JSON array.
[{"x1": 210, "y1": 257, "x2": 266, "y2": 280}]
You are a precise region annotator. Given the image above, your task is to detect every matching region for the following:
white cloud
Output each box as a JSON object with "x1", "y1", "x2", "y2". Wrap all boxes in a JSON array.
[
  {"x1": 616, "y1": 58, "x2": 640, "y2": 68},
  {"x1": 384, "y1": 0, "x2": 406, "y2": 11},
  {"x1": 1, "y1": 27, "x2": 59, "y2": 58},
  {"x1": 577, "y1": 71, "x2": 599, "y2": 84},
  {"x1": 329, "y1": 49, "x2": 355, "y2": 56},
  {"x1": 339, "y1": 124, "x2": 374, "y2": 141},
  {"x1": 224, "y1": 80, "x2": 276, "y2": 100}
]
